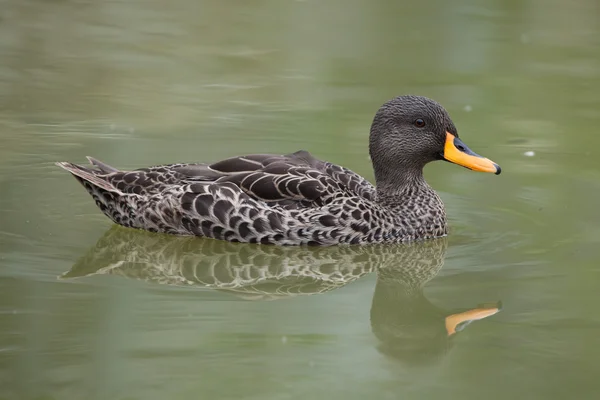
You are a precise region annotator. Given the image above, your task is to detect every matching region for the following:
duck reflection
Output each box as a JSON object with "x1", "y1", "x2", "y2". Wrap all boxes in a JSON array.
[
  {"x1": 64, "y1": 226, "x2": 500, "y2": 362},
  {"x1": 64, "y1": 226, "x2": 376, "y2": 299},
  {"x1": 370, "y1": 239, "x2": 500, "y2": 364}
]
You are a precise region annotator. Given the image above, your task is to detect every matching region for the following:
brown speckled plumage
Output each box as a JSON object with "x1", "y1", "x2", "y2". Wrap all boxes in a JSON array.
[{"x1": 57, "y1": 95, "x2": 500, "y2": 246}]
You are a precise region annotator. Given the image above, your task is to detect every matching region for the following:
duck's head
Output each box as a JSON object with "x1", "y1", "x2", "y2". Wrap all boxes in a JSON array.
[{"x1": 369, "y1": 95, "x2": 500, "y2": 186}]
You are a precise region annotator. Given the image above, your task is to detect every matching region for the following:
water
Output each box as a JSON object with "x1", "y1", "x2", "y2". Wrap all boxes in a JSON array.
[{"x1": 1, "y1": 0, "x2": 600, "y2": 398}]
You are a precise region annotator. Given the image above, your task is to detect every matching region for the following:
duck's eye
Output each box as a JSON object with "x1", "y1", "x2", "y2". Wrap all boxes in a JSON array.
[{"x1": 414, "y1": 119, "x2": 426, "y2": 128}]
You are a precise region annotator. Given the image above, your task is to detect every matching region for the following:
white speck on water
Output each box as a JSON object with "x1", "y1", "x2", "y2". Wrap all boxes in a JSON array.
[
  {"x1": 464, "y1": 105, "x2": 472, "y2": 112},
  {"x1": 281, "y1": 336, "x2": 288, "y2": 344},
  {"x1": 524, "y1": 151, "x2": 535, "y2": 157}
]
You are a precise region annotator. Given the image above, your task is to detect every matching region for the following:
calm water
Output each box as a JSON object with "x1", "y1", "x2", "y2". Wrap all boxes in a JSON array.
[{"x1": 1, "y1": 0, "x2": 600, "y2": 399}]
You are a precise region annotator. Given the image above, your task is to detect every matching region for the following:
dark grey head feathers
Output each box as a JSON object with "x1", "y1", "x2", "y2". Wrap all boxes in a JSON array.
[{"x1": 369, "y1": 95, "x2": 458, "y2": 187}]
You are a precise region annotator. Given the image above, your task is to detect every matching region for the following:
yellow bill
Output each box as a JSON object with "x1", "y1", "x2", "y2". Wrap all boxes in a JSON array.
[{"x1": 443, "y1": 132, "x2": 501, "y2": 175}]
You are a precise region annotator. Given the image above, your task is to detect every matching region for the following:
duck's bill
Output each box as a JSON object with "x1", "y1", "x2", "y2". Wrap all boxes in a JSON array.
[
  {"x1": 443, "y1": 132, "x2": 501, "y2": 175},
  {"x1": 445, "y1": 302, "x2": 502, "y2": 336}
]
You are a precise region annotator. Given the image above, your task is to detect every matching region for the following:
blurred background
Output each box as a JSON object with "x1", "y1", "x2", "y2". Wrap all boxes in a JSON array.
[{"x1": 1, "y1": 0, "x2": 600, "y2": 399}]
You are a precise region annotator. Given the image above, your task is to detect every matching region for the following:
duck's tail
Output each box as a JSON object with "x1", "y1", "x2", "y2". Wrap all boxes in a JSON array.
[
  {"x1": 55, "y1": 157, "x2": 122, "y2": 194},
  {"x1": 56, "y1": 158, "x2": 137, "y2": 228}
]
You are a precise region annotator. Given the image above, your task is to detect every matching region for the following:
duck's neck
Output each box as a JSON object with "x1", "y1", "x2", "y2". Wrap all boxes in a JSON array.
[{"x1": 374, "y1": 167, "x2": 431, "y2": 205}]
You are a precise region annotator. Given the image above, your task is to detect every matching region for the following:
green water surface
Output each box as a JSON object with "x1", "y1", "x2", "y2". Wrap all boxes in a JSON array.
[{"x1": 1, "y1": 0, "x2": 600, "y2": 399}]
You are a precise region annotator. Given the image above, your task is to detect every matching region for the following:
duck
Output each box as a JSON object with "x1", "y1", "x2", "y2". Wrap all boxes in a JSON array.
[{"x1": 56, "y1": 95, "x2": 500, "y2": 246}]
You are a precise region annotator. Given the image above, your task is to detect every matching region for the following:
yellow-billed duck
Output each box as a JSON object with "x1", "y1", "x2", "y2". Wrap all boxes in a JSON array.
[{"x1": 56, "y1": 95, "x2": 500, "y2": 245}]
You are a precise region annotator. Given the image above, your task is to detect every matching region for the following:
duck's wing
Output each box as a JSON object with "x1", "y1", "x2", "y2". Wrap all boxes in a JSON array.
[
  {"x1": 186, "y1": 150, "x2": 376, "y2": 206},
  {"x1": 59, "y1": 151, "x2": 375, "y2": 207}
]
